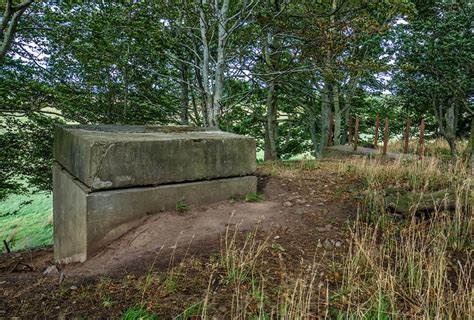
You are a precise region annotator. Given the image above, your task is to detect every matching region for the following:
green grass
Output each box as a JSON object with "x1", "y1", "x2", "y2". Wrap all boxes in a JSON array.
[
  {"x1": 122, "y1": 306, "x2": 159, "y2": 320},
  {"x1": 0, "y1": 192, "x2": 53, "y2": 252},
  {"x1": 245, "y1": 192, "x2": 264, "y2": 202},
  {"x1": 175, "y1": 200, "x2": 190, "y2": 213}
]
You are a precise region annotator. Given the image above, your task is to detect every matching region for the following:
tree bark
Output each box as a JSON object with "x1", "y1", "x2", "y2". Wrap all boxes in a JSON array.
[
  {"x1": 310, "y1": 119, "x2": 318, "y2": 157},
  {"x1": 179, "y1": 62, "x2": 189, "y2": 125},
  {"x1": 198, "y1": 1, "x2": 213, "y2": 127},
  {"x1": 264, "y1": 80, "x2": 278, "y2": 161},
  {"x1": 0, "y1": 0, "x2": 34, "y2": 61},
  {"x1": 318, "y1": 80, "x2": 331, "y2": 157},
  {"x1": 333, "y1": 83, "x2": 341, "y2": 145},
  {"x1": 465, "y1": 117, "x2": 474, "y2": 167},
  {"x1": 210, "y1": 0, "x2": 229, "y2": 128},
  {"x1": 445, "y1": 105, "x2": 457, "y2": 159},
  {"x1": 434, "y1": 98, "x2": 458, "y2": 159}
]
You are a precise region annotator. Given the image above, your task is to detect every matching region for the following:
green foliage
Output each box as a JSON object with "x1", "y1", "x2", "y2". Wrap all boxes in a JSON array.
[
  {"x1": 0, "y1": 0, "x2": 471, "y2": 205},
  {"x1": 122, "y1": 306, "x2": 159, "y2": 320},
  {"x1": 391, "y1": 0, "x2": 473, "y2": 155},
  {"x1": 175, "y1": 200, "x2": 190, "y2": 213},
  {"x1": 245, "y1": 193, "x2": 264, "y2": 203}
]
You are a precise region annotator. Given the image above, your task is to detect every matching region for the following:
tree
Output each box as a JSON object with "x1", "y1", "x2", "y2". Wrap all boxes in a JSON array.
[
  {"x1": 392, "y1": 0, "x2": 473, "y2": 158},
  {"x1": 298, "y1": 0, "x2": 411, "y2": 154},
  {"x1": 0, "y1": 0, "x2": 33, "y2": 61}
]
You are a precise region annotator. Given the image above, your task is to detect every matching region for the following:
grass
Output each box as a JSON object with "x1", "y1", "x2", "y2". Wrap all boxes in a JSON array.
[
  {"x1": 121, "y1": 157, "x2": 470, "y2": 318},
  {"x1": 245, "y1": 193, "x2": 264, "y2": 202},
  {"x1": 388, "y1": 138, "x2": 469, "y2": 159},
  {"x1": 259, "y1": 159, "x2": 320, "y2": 177},
  {"x1": 0, "y1": 192, "x2": 52, "y2": 252},
  {"x1": 175, "y1": 200, "x2": 190, "y2": 213},
  {"x1": 337, "y1": 157, "x2": 472, "y2": 318},
  {"x1": 122, "y1": 306, "x2": 159, "y2": 320},
  {"x1": 2, "y1": 155, "x2": 471, "y2": 318}
]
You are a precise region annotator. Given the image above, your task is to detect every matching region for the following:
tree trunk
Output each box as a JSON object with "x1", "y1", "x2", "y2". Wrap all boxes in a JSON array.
[
  {"x1": 210, "y1": 0, "x2": 229, "y2": 128},
  {"x1": 264, "y1": 80, "x2": 278, "y2": 161},
  {"x1": 445, "y1": 105, "x2": 457, "y2": 159},
  {"x1": 318, "y1": 80, "x2": 331, "y2": 157},
  {"x1": 341, "y1": 106, "x2": 350, "y2": 144},
  {"x1": 190, "y1": 90, "x2": 201, "y2": 126},
  {"x1": 198, "y1": 1, "x2": 213, "y2": 128},
  {"x1": 0, "y1": 0, "x2": 33, "y2": 61},
  {"x1": 179, "y1": 62, "x2": 189, "y2": 125},
  {"x1": 447, "y1": 137, "x2": 457, "y2": 159},
  {"x1": 465, "y1": 117, "x2": 474, "y2": 167},
  {"x1": 433, "y1": 99, "x2": 458, "y2": 160},
  {"x1": 333, "y1": 84, "x2": 341, "y2": 145},
  {"x1": 310, "y1": 119, "x2": 318, "y2": 157}
]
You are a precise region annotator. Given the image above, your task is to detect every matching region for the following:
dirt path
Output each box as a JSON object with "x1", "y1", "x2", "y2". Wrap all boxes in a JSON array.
[
  {"x1": 70, "y1": 200, "x2": 285, "y2": 277},
  {"x1": 0, "y1": 161, "x2": 358, "y2": 317}
]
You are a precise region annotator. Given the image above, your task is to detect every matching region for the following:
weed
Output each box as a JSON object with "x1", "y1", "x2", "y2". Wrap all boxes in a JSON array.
[
  {"x1": 175, "y1": 200, "x2": 190, "y2": 213},
  {"x1": 245, "y1": 193, "x2": 264, "y2": 202},
  {"x1": 163, "y1": 274, "x2": 178, "y2": 294},
  {"x1": 220, "y1": 220, "x2": 270, "y2": 284},
  {"x1": 175, "y1": 301, "x2": 203, "y2": 320},
  {"x1": 101, "y1": 295, "x2": 116, "y2": 308}
]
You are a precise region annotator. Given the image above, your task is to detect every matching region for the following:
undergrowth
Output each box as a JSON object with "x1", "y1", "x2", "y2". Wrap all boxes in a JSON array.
[
  {"x1": 337, "y1": 157, "x2": 472, "y2": 318},
  {"x1": 117, "y1": 157, "x2": 471, "y2": 318}
]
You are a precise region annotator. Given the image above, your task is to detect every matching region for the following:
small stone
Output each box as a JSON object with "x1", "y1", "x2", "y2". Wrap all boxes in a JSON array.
[
  {"x1": 317, "y1": 239, "x2": 322, "y2": 248},
  {"x1": 323, "y1": 239, "x2": 334, "y2": 250},
  {"x1": 70, "y1": 285, "x2": 78, "y2": 290},
  {"x1": 43, "y1": 265, "x2": 59, "y2": 276},
  {"x1": 295, "y1": 208, "x2": 305, "y2": 215},
  {"x1": 325, "y1": 224, "x2": 332, "y2": 230},
  {"x1": 335, "y1": 241, "x2": 342, "y2": 248},
  {"x1": 283, "y1": 201, "x2": 293, "y2": 207},
  {"x1": 274, "y1": 235, "x2": 280, "y2": 239},
  {"x1": 296, "y1": 198, "x2": 306, "y2": 205}
]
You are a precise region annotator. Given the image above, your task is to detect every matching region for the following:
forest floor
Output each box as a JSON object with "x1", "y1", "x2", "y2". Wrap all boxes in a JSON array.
[{"x1": 0, "y1": 156, "x2": 471, "y2": 319}]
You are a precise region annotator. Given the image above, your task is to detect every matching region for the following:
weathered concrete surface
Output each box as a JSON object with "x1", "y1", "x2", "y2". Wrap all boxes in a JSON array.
[
  {"x1": 54, "y1": 125, "x2": 256, "y2": 190},
  {"x1": 53, "y1": 164, "x2": 257, "y2": 263}
]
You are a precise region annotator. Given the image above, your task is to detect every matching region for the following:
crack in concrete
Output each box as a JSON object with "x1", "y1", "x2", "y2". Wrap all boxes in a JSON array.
[{"x1": 92, "y1": 142, "x2": 118, "y2": 189}]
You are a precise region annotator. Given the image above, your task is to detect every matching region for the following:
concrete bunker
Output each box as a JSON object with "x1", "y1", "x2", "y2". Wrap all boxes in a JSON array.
[{"x1": 53, "y1": 125, "x2": 257, "y2": 263}]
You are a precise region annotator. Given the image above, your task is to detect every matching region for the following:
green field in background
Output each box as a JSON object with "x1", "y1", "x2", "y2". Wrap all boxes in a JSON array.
[{"x1": 0, "y1": 192, "x2": 53, "y2": 252}]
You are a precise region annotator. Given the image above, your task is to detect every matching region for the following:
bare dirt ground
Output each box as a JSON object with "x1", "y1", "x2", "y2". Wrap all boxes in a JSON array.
[{"x1": 0, "y1": 160, "x2": 359, "y2": 318}]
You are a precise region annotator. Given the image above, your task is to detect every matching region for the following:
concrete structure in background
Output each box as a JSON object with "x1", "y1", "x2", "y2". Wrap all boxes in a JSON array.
[{"x1": 53, "y1": 125, "x2": 257, "y2": 263}]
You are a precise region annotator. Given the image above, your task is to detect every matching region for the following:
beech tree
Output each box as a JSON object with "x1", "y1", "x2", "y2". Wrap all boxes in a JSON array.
[
  {"x1": 0, "y1": 0, "x2": 34, "y2": 61},
  {"x1": 393, "y1": 0, "x2": 473, "y2": 158},
  {"x1": 1, "y1": 0, "x2": 472, "y2": 199}
]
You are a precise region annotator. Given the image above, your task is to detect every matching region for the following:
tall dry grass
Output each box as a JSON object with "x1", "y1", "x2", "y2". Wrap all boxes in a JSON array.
[
  {"x1": 388, "y1": 138, "x2": 469, "y2": 159},
  {"x1": 338, "y1": 157, "x2": 473, "y2": 319},
  {"x1": 131, "y1": 157, "x2": 471, "y2": 319}
]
